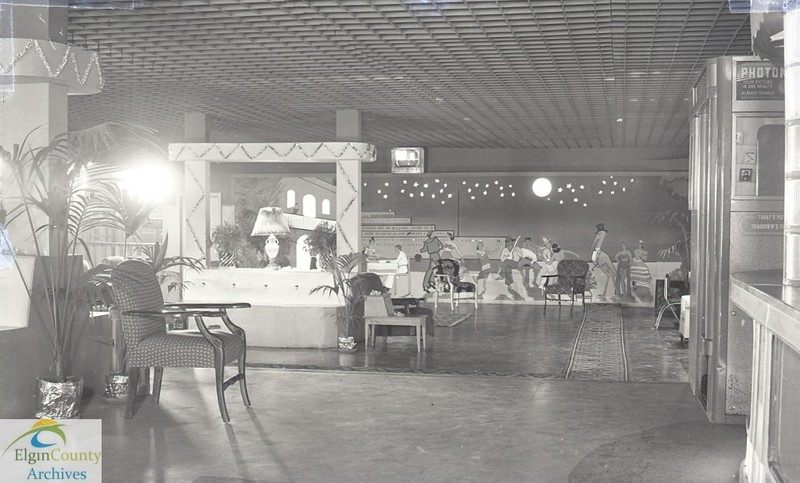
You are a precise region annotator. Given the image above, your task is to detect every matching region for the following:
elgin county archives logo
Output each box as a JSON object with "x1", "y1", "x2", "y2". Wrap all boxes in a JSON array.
[{"x1": 0, "y1": 419, "x2": 101, "y2": 481}]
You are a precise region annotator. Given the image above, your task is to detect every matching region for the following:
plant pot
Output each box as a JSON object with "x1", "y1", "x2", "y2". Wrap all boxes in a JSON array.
[
  {"x1": 35, "y1": 377, "x2": 83, "y2": 419},
  {"x1": 219, "y1": 252, "x2": 237, "y2": 267},
  {"x1": 103, "y1": 373, "x2": 129, "y2": 400},
  {"x1": 338, "y1": 336, "x2": 358, "y2": 353}
]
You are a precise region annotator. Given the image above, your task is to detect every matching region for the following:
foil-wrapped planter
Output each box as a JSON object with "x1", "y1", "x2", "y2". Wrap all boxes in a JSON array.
[
  {"x1": 103, "y1": 374, "x2": 129, "y2": 400},
  {"x1": 338, "y1": 336, "x2": 358, "y2": 353},
  {"x1": 35, "y1": 377, "x2": 83, "y2": 419}
]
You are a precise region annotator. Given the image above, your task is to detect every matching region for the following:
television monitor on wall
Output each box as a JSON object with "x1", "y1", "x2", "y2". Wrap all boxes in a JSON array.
[{"x1": 391, "y1": 147, "x2": 425, "y2": 174}]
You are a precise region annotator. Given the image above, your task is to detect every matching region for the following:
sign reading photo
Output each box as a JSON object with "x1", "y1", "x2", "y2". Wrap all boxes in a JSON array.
[
  {"x1": 0, "y1": 419, "x2": 102, "y2": 481},
  {"x1": 735, "y1": 61, "x2": 785, "y2": 101}
]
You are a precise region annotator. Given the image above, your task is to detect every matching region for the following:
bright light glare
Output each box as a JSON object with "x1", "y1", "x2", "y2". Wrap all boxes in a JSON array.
[
  {"x1": 531, "y1": 178, "x2": 552, "y2": 197},
  {"x1": 121, "y1": 161, "x2": 173, "y2": 203}
]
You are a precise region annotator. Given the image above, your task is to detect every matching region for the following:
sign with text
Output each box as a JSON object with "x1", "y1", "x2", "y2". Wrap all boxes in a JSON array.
[
  {"x1": 735, "y1": 61, "x2": 785, "y2": 101},
  {"x1": 0, "y1": 419, "x2": 102, "y2": 482},
  {"x1": 729, "y1": 0, "x2": 790, "y2": 13},
  {"x1": 739, "y1": 213, "x2": 784, "y2": 235}
]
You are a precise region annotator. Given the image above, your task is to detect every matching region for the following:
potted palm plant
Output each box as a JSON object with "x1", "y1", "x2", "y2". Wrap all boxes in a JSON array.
[
  {"x1": 308, "y1": 226, "x2": 366, "y2": 352},
  {"x1": 0, "y1": 123, "x2": 160, "y2": 418}
]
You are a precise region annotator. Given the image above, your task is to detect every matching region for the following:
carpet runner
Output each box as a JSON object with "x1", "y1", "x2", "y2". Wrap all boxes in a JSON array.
[{"x1": 565, "y1": 303, "x2": 628, "y2": 381}]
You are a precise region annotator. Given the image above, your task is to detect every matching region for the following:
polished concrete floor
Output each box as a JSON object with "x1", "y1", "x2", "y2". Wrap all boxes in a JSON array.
[
  {"x1": 247, "y1": 304, "x2": 689, "y2": 383},
  {"x1": 84, "y1": 304, "x2": 745, "y2": 482}
]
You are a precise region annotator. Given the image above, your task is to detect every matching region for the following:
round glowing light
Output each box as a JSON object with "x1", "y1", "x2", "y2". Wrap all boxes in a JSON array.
[
  {"x1": 485, "y1": 184, "x2": 489, "y2": 188},
  {"x1": 511, "y1": 192, "x2": 516, "y2": 197},
  {"x1": 409, "y1": 193, "x2": 414, "y2": 198},
  {"x1": 622, "y1": 187, "x2": 626, "y2": 192},
  {"x1": 467, "y1": 188, "x2": 472, "y2": 193},
  {"x1": 462, "y1": 181, "x2": 467, "y2": 185},
  {"x1": 470, "y1": 195, "x2": 476, "y2": 200},
  {"x1": 447, "y1": 193, "x2": 453, "y2": 198},
  {"x1": 494, "y1": 180, "x2": 499, "y2": 185},
  {"x1": 573, "y1": 198, "x2": 578, "y2": 203},
  {"x1": 610, "y1": 175, "x2": 614, "y2": 179},
  {"x1": 420, "y1": 192, "x2": 425, "y2": 197},
  {"x1": 383, "y1": 194, "x2": 388, "y2": 199},
  {"x1": 377, "y1": 189, "x2": 382, "y2": 194},
  {"x1": 443, "y1": 183, "x2": 448, "y2": 187},
  {"x1": 439, "y1": 188, "x2": 444, "y2": 193},
  {"x1": 500, "y1": 193, "x2": 505, "y2": 198},
  {"x1": 475, "y1": 183, "x2": 480, "y2": 187},
  {"x1": 583, "y1": 203, "x2": 587, "y2": 207},
  {"x1": 630, "y1": 178, "x2": 635, "y2": 183},
  {"x1": 441, "y1": 200, "x2": 446, "y2": 204},
  {"x1": 431, "y1": 194, "x2": 436, "y2": 198},
  {"x1": 384, "y1": 182, "x2": 389, "y2": 187},
  {"x1": 435, "y1": 179, "x2": 440, "y2": 183},
  {"x1": 499, "y1": 186, "x2": 504, "y2": 190},
  {"x1": 363, "y1": 182, "x2": 368, "y2": 186},
  {"x1": 483, "y1": 191, "x2": 488, "y2": 195},
  {"x1": 531, "y1": 178, "x2": 552, "y2": 197},
  {"x1": 602, "y1": 180, "x2": 607, "y2": 185},
  {"x1": 571, "y1": 188, "x2": 576, "y2": 193},
  {"x1": 610, "y1": 190, "x2": 615, "y2": 195},
  {"x1": 559, "y1": 200, "x2": 564, "y2": 205},
  {"x1": 613, "y1": 181, "x2": 618, "y2": 186},
  {"x1": 598, "y1": 190, "x2": 603, "y2": 194},
  {"x1": 122, "y1": 161, "x2": 174, "y2": 203},
  {"x1": 424, "y1": 183, "x2": 429, "y2": 188},
  {"x1": 400, "y1": 189, "x2": 405, "y2": 193},
  {"x1": 403, "y1": 180, "x2": 408, "y2": 184}
]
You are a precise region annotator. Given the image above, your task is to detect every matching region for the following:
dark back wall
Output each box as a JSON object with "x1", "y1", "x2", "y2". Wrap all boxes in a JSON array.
[{"x1": 361, "y1": 174, "x2": 687, "y2": 259}]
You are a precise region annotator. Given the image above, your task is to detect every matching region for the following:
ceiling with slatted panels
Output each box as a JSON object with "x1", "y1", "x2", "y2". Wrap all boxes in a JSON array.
[{"x1": 65, "y1": 1, "x2": 753, "y2": 149}]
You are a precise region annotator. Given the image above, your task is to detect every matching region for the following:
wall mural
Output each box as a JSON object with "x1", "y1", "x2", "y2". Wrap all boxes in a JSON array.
[{"x1": 228, "y1": 173, "x2": 687, "y2": 307}]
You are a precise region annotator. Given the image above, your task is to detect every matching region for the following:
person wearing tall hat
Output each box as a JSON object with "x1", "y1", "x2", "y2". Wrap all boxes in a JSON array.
[
  {"x1": 420, "y1": 230, "x2": 443, "y2": 292},
  {"x1": 590, "y1": 223, "x2": 617, "y2": 300}
]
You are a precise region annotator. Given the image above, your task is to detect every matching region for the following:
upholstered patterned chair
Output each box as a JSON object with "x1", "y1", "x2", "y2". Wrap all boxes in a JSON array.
[
  {"x1": 542, "y1": 259, "x2": 589, "y2": 308},
  {"x1": 111, "y1": 260, "x2": 251, "y2": 423}
]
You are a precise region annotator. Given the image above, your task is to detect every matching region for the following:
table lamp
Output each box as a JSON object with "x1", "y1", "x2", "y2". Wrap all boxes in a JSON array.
[{"x1": 251, "y1": 207, "x2": 292, "y2": 270}]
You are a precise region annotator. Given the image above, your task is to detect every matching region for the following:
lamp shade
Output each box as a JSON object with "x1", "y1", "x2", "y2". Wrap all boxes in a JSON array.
[{"x1": 251, "y1": 207, "x2": 291, "y2": 236}]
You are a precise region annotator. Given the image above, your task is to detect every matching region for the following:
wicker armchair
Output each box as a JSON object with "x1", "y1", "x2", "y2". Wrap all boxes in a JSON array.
[{"x1": 111, "y1": 260, "x2": 251, "y2": 423}]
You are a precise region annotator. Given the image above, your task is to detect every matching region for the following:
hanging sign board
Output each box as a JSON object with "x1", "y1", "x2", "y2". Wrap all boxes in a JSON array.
[
  {"x1": 729, "y1": 0, "x2": 787, "y2": 13},
  {"x1": 735, "y1": 61, "x2": 785, "y2": 101},
  {"x1": 739, "y1": 213, "x2": 784, "y2": 235}
]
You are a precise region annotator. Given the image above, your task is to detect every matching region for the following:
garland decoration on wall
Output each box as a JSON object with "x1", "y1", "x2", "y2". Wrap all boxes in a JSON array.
[
  {"x1": 170, "y1": 142, "x2": 376, "y2": 163},
  {"x1": 0, "y1": 39, "x2": 103, "y2": 89}
]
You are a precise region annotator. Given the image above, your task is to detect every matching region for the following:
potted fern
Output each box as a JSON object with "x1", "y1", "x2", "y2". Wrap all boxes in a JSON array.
[{"x1": 0, "y1": 122, "x2": 160, "y2": 418}]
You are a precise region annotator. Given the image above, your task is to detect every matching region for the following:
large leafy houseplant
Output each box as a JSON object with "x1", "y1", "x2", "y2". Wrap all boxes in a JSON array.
[
  {"x1": 309, "y1": 249, "x2": 366, "y2": 352},
  {"x1": 0, "y1": 123, "x2": 161, "y2": 415},
  {"x1": 647, "y1": 176, "x2": 690, "y2": 279},
  {"x1": 211, "y1": 222, "x2": 244, "y2": 267}
]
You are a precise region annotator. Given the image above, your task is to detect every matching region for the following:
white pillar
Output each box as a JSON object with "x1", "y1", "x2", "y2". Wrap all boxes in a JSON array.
[
  {"x1": 335, "y1": 110, "x2": 363, "y2": 258},
  {"x1": 785, "y1": 10, "x2": 800, "y2": 304}
]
